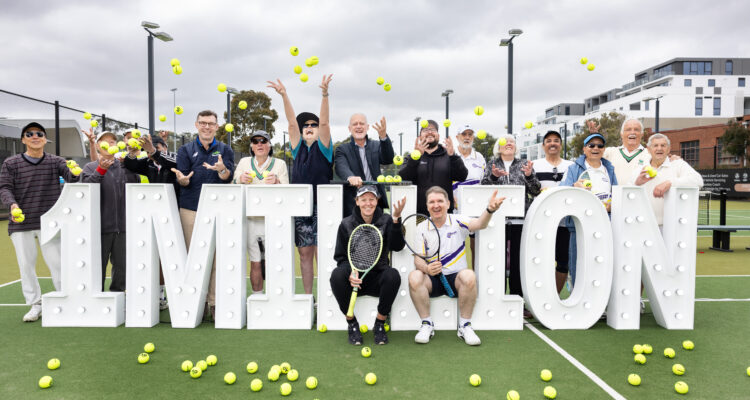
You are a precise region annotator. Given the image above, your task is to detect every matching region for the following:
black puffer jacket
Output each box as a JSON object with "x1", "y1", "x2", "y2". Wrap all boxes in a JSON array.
[
  {"x1": 398, "y1": 145, "x2": 468, "y2": 214},
  {"x1": 333, "y1": 206, "x2": 405, "y2": 272}
]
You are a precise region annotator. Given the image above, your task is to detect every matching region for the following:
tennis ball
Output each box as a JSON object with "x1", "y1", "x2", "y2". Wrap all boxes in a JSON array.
[
  {"x1": 268, "y1": 369, "x2": 280, "y2": 381},
  {"x1": 682, "y1": 340, "x2": 694, "y2": 350},
  {"x1": 310, "y1": 56, "x2": 319, "y2": 65},
  {"x1": 384, "y1": 83, "x2": 392, "y2": 92},
  {"x1": 293, "y1": 65, "x2": 302, "y2": 74},
  {"x1": 117, "y1": 141, "x2": 127, "y2": 150},
  {"x1": 360, "y1": 324, "x2": 368, "y2": 333},
  {"x1": 634, "y1": 354, "x2": 646, "y2": 364},
  {"x1": 173, "y1": 65, "x2": 182, "y2": 75},
  {"x1": 287, "y1": 369, "x2": 299, "y2": 381},
  {"x1": 469, "y1": 374, "x2": 481, "y2": 386},
  {"x1": 365, "y1": 372, "x2": 377, "y2": 385},
  {"x1": 443, "y1": 119, "x2": 451, "y2": 128},
  {"x1": 83, "y1": 112, "x2": 92, "y2": 120},
  {"x1": 181, "y1": 360, "x2": 193, "y2": 372},
  {"x1": 206, "y1": 355, "x2": 217, "y2": 366},
  {"x1": 583, "y1": 179, "x2": 593, "y2": 189},
  {"x1": 540, "y1": 369, "x2": 552, "y2": 381},
  {"x1": 506, "y1": 390, "x2": 520, "y2": 400},
  {"x1": 393, "y1": 175, "x2": 402, "y2": 183},
  {"x1": 47, "y1": 358, "x2": 60, "y2": 370},
  {"x1": 262, "y1": 170, "x2": 269, "y2": 178},
  {"x1": 174, "y1": 106, "x2": 183, "y2": 115},
  {"x1": 170, "y1": 58, "x2": 180, "y2": 67},
  {"x1": 246, "y1": 361, "x2": 258, "y2": 373},
  {"x1": 224, "y1": 372, "x2": 236, "y2": 384},
  {"x1": 318, "y1": 324, "x2": 327, "y2": 333},
  {"x1": 280, "y1": 382, "x2": 292, "y2": 396},
  {"x1": 411, "y1": 150, "x2": 421, "y2": 160},
  {"x1": 306, "y1": 376, "x2": 318, "y2": 389},
  {"x1": 225, "y1": 123, "x2": 234, "y2": 133},
  {"x1": 543, "y1": 385, "x2": 557, "y2": 399},
  {"x1": 38, "y1": 376, "x2": 53, "y2": 389},
  {"x1": 477, "y1": 129, "x2": 487, "y2": 140},
  {"x1": 642, "y1": 344, "x2": 653, "y2": 354},
  {"x1": 672, "y1": 363, "x2": 685, "y2": 376},
  {"x1": 385, "y1": 175, "x2": 394, "y2": 183},
  {"x1": 376, "y1": 77, "x2": 385, "y2": 85},
  {"x1": 498, "y1": 137, "x2": 507, "y2": 146},
  {"x1": 377, "y1": 175, "x2": 386, "y2": 183},
  {"x1": 217, "y1": 83, "x2": 227, "y2": 93},
  {"x1": 300, "y1": 73, "x2": 309, "y2": 82},
  {"x1": 628, "y1": 373, "x2": 641, "y2": 386},
  {"x1": 305, "y1": 58, "x2": 314, "y2": 67},
  {"x1": 14, "y1": 214, "x2": 25, "y2": 223},
  {"x1": 524, "y1": 121, "x2": 533, "y2": 129},
  {"x1": 143, "y1": 343, "x2": 155, "y2": 353},
  {"x1": 474, "y1": 106, "x2": 484, "y2": 116},
  {"x1": 238, "y1": 100, "x2": 248, "y2": 110},
  {"x1": 159, "y1": 115, "x2": 166, "y2": 122},
  {"x1": 393, "y1": 155, "x2": 404, "y2": 165},
  {"x1": 633, "y1": 344, "x2": 644, "y2": 354},
  {"x1": 66, "y1": 160, "x2": 77, "y2": 168},
  {"x1": 132, "y1": 130, "x2": 141, "y2": 139},
  {"x1": 249, "y1": 171, "x2": 257, "y2": 178},
  {"x1": 289, "y1": 46, "x2": 299, "y2": 56},
  {"x1": 11, "y1": 208, "x2": 23, "y2": 218},
  {"x1": 196, "y1": 360, "x2": 208, "y2": 371},
  {"x1": 645, "y1": 166, "x2": 657, "y2": 178},
  {"x1": 128, "y1": 138, "x2": 140, "y2": 149},
  {"x1": 107, "y1": 147, "x2": 118, "y2": 155},
  {"x1": 250, "y1": 378, "x2": 263, "y2": 391},
  {"x1": 746, "y1": 366, "x2": 750, "y2": 376},
  {"x1": 280, "y1": 362, "x2": 291, "y2": 374},
  {"x1": 587, "y1": 64, "x2": 595, "y2": 71},
  {"x1": 384, "y1": 323, "x2": 390, "y2": 332},
  {"x1": 361, "y1": 347, "x2": 372, "y2": 358},
  {"x1": 90, "y1": 120, "x2": 98, "y2": 128},
  {"x1": 580, "y1": 57, "x2": 588, "y2": 64},
  {"x1": 420, "y1": 119, "x2": 429, "y2": 128},
  {"x1": 675, "y1": 381, "x2": 688, "y2": 394},
  {"x1": 138, "y1": 353, "x2": 150, "y2": 364}
]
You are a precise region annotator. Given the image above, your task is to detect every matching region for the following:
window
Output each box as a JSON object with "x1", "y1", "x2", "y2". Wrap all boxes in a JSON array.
[
  {"x1": 696, "y1": 87, "x2": 703, "y2": 94},
  {"x1": 680, "y1": 140, "x2": 700, "y2": 167},
  {"x1": 726, "y1": 60, "x2": 733, "y2": 75},
  {"x1": 684, "y1": 79, "x2": 692, "y2": 87},
  {"x1": 545, "y1": 109, "x2": 554, "y2": 118},
  {"x1": 708, "y1": 79, "x2": 715, "y2": 87},
  {"x1": 565, "y1": 105, "x2": 570, "y2": 115},
  {"x1": 695, "y1": 98, "x2": 703, "y2": 115},
  {"x1": 630, "y1": 102, "x2": 641, "y2": 111},
  {"x1": 714, "y1": 87, "x2": 721, "y2": 95},
  {"x1": 645, "y1": 100, "x2": 650, "y2": 111},
  {"x1": 739, "y1": 78, "x2": 746, "y2": 87},
  {"x1": 654, "y1": 64, "x2": 672, "y2": 76},
  {"x1": 686, "y1": 61, "x2": 712, "y2": 75},
  {"x1": 714, "y1": 98, "x2": 721, "y2": 115}
]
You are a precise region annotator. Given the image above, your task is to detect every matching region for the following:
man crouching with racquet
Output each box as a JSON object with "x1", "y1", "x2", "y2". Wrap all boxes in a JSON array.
[
  {"x1": 331, "y1": 185, "x2": 406, "y2": 345},
  {"x1": 408, "y1": 186, "x2": 504, "y2": 345}
]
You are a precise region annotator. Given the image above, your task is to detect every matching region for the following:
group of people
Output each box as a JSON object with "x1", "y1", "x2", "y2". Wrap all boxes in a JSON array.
[{"x1": 1, "y1": 74, "x2": 703, "y2": 349}]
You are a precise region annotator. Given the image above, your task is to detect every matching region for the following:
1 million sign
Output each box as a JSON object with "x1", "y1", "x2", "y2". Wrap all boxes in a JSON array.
[{"x1": 39, "y1": 183, "x2": 698, "y2": 331}]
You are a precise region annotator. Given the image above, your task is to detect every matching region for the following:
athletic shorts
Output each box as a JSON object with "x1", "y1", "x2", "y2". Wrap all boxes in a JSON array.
[
  {"x1": 294, "y1": 209, "x2": 318, "y2": 247},
  {"x1": 429, "y1": 272, "x2": 459, "y2": 298}
]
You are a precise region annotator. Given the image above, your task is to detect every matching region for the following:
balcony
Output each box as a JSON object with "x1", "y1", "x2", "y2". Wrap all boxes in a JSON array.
[{"x1": 622, "y1": 70, "x2": 676, "y2": 91}]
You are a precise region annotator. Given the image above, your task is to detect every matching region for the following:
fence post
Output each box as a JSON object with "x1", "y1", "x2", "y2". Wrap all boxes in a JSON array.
[
  {"x1": 102, "y1": 114, "x2": 107, "y2": 132},
  {"x1": 713, "y1": 145, "x2": 717, "y2": 169}
]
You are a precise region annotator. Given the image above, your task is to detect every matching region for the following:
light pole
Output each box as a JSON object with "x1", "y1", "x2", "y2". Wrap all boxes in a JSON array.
[
  {"x1": 170, "y1": 88, "x2": 177, "y2": 152},
  {"x1": 499, "y1": 28, "x2": 523, "y2": 135},
  {"x1": 262, "y1": 115, "x2": 273, "y2": 131},
  {"x1": 398, "y1": 132, "x2": 403, "y2": 155},
  {"x1": 414, "y1": 116, "x2": 420, "y2": 138},
  {"x1": 441, "y1": 89, "x2": 453, "y2": 138},
  {"x1": 226, "y1": 87, "x2": 239, "y2": 147},
  {"x1": 282, "y1": 131, "x2": 288, "y2": 164},
  {"x1": 142, "y1": 21, "x2": 173, "y2": 137},
  {"x1": 643, "y1": 95, "x2": 664, "y2": 133}
]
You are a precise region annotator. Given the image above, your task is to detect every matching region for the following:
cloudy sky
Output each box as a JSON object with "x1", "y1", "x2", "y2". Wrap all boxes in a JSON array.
[{"x1": 1, "y1": 0, "x2": 747, "y2": 152}]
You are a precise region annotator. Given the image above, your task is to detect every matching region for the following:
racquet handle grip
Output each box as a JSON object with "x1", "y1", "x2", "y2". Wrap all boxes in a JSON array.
[
  {"x1": 439, "y1": 274, "x2": 455, "y2": 298},
  {"x1": 346, "y1": 290, "x2": 359, "y2": 318}
]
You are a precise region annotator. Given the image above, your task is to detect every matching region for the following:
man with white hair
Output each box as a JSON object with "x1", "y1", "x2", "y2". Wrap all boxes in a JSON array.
[{"x1": 588, "y1": 118, "x2": 651, "y2": 184}]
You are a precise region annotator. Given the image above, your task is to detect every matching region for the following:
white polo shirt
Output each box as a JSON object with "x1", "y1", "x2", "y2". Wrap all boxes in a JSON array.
[
  {"x1": 452, "y1": 149, "x2": 486, "y2": 211},
  {"x1": 417, "y1": 214, "x2": 472, "y2": 276}
]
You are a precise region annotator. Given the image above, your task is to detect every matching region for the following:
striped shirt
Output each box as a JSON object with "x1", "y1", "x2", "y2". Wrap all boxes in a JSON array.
[
  {"x1": 452, "y1": 150, "x2": 486, "y2": 211},
  {"x1": 417, "y1": 214, "x2": 472, "y2": 275},
  {"x1": 0, "y1": 153, "x2": 78, "y2": 234}
]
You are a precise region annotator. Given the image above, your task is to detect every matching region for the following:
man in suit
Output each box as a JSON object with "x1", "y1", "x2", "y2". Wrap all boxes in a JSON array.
[{"x1": 334, "y1": 114, "x2": 395, "y2": 217}]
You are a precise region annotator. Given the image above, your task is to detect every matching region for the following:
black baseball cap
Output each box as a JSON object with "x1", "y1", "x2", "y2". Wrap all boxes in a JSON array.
[
  {"x1": 251, "y1": 130, "x2": 271, "y2": 141},
  {"x1": 356, "y1": 185, "x2": 380, "y2": 198},
  {"x1": 21, "y1": 122, "x2": 46, "y2": 138},
  {"x1": 543, "y1": 130, "x2": 561, "y2": 141},
  {"x1": 296, "y1": 112, "x2": 319, "y2": 134}
]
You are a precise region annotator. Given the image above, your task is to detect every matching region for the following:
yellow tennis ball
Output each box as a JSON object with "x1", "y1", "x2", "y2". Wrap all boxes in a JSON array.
[
  {"x1": 287, "y1": 369, "x2": 299, "y2": 381},
  {"x1": 83, "y1": 112, "x2": 92, "y2": 120},
  {"x1": 246, "y1": 361, "x2": 259, "y2": 373},
  {"x1": 634, "y1": 354, "x2": 646, "y2": 364},
  {"x1": 196, "y1": 360, "x2": 208, "y2": 371},
  {"x1": 645, "y1": 166, "x2": 657, "y2": 178},
  {"x1": 376, "y1": 77, "x2": 385, "y2": 85},
  {"x1": 524, "y1": 121, "x2": 533, "y2": 129},
  {"x1": 672, "y1": 363, "x2": 685, "y2": 376},
  {"x1": 11, "y1": 208, "x2": 23, "y2": 217},
  {"x1": 300, "y1": 73, "x2": 309, "y2": 82},
  {"x1": 393, "y1": 155, "x2": 404, "y2": 165},
  {"x1": 628, "y1": 373, "x2": 641, "y2": 386},
  {"x1": 664, "y1": 347, "x2": 676, "y2": 358},
  {"x1": 271, "y1": 365, "x2": 281, "y2": 375},
  {"x1": 66, "y1": 160, "x2": 77, "y2": 168},
  {"x1": 238, "y1": 100, "x2": 247, "y2": 110},
  {"x1": 420, "y1": 119, "x2": 429, "y2": 128},
  {"x1": 675, "y1": 381, "x2": 688, "y2": 394},
  {"x1": 746, "y1": 366, "x2": 750, "y2": 376},
  {"x1": 268, "y1": 369, "x2": 280, "y2": 381},
  {"x1": 310, "y1": 56, "x2": 319, "y2": 65},
  {"x1": 13, "y1": 214, "x2": 25, "y2": 223},
  {"x1": 318, "y1": 324, "x2": 327, "y2": 333},
  {"x1": 393, "y1": 175, "x2": 402, "y2": 183},
  {"x1": 365, "y1": 372, "x2": 377, "y2": 385},
  {"x1": 174, "y1": 106, "x2": 183, "y2": 115},
  {"x1": 128, "y1": 138, "x2": 140, "y2": 148},
  {"x1": 469, "y1": 374, "x2": 481, "y2": 386},
  {"x1": 143, "y1": 343, "x2": 155, "y2": 353},
  {"x1": 498, "y1": 137, "x2": 507, "y2": 146},
  {"x1": 507, "y1": 390, "x2": 520, "y2": 400},
  {"x1": 181, "y1": 360, "x2": 193, "y2": 372},
  {"x1": 280, "y1": 362, "x2": 291, "y2": 374},
  {"x1": 192, "y1": 367, "x2": 204, "y2": 379},
  {"x1": 47, "y1": 358, "x2": 60, "y2": 370},
  {"x1": 360, "y1": 324, "x2": 368, "y2": 333},
  {"x1": 217, "y1": 83, "x2": 227, "y2": 92},
  {"x1": 262, "y1": 170, "x2": 269, "y2": 178},
  {"x1": 38, "y1": 376, "x2": 53, "y2": 389},
  {"x1": 361, "y1": 347, "x2": 372, "y2": 358},
  {"x1": 477, "y1": 129, "x2": 487, "y2": 140},
  {"x1": 384, "y1": 83, "x2": 392, "y2": 92},
  {"x1": 443, "y1": 119, "x2": 451, "y2": 127},
  {"x1": 289, "y1": 46, "x2": 299, "y2": 56},
  {"x1": 170, "y1": 58, "x2": 180, "y2": 67},
  {"x1": 583, "y1": 179, "x2": 592, "y2": 189},
  {"x1": 306, "y1": 376, "x2": 318, "y2": 389},
  {"x1": 90, "y1": 120, "x2": 98, "y2": 128},
  {"x1": 587, "y1": 64, "x2": 595, "y2": 71},
  {"x1": 385, "y1": 175, "x2": 394, "y2": 183},
  {"x1": 132, "y1": 130, "x2": 141, "y2": 139},
  {"x1": 293, "y1": 65, "x2": 302, "y2": 74},
  {"x1": 411, "y1": 150, "x2": 421, "y2": 160},
  {"x1": 117, "y1": 141, "x2": 126, "y2": 150},
  {"x1": 540, "y1": 369, "x2": 552, "y2": 381},
  {"x1": 206, "y1": 355, "x2": 217, "y2": 366},
  {"x1": 682, "y1": 340, "x2": 694, "y2": 350},
  {"x1": 108, "y1": 146, "x2": 118, "y2": 155},
  {"x1": 280, "y1": 382, "x2": 292, "y2": 396},
  {"x1": 305, "y1": 58, "x2": 314, "y2": 67},
  {"x1": 376, "y1": 175, "x2": 386, "y2": 183},
  {"x1": 633, "y1": 344, "x2": 644, "y2": 354},
  {"x1": 544, "y1": 386, "x2": 557, "y2": 399},
  {"x1": 225, "y1": 123, "x2": 234, "y2": 132},
  {"x1": 642, "y1": 344, "x2": 653, "y2": 354},
  {"x1": 159, "y1": 114, "x2": 166, "y2": 122},
  {"x1": 172, "y1": 65, "x2": 182, "y2": 75},
  {"x1": 224, "y1": 372, "x2": 236, "y2": 384},
  {"x1": 580, "y1": 57, "x2": 588, "y2": 64},
  {"x1": 250, "y1": 378, "x2": 263, "y2": 391},
  {"x1": 474, "y1": 106, "x2": 484, "y2": 116},
  {"x1": 138, "y1": 353, "x2": 149, "y2": 364}
]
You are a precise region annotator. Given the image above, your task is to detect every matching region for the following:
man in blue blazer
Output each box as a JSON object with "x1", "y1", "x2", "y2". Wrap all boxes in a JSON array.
[{"x1": 334, "y1": 114, "x2": 395, "y2": 217}]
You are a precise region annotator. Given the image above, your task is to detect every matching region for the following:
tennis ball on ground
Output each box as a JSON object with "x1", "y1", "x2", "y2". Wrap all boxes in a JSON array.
[
  {"x1": 469, "y1": 374, "x2": 481, "y2": 386},
  {"x1": 174, "y1": 106, "x2": 183, "y2": 115},
  {"x1": 300, "y1": 73, "x2": 309, "y2": 82},
  {"x1": 181, "y1": 360, "x2": 193, "y2": 372},
  {"x1": 524, "y1": 121, "x2": 533, "y2": 129},
  {"x1": 633, "y1": 344, "x2": 644, "y2": 354},
  {"x1": 361, "y1": 347, "x2": 372, "y2": 358},
  {"x1": 159, "y1": 115, "x2": 166, "y2": 122},
  {"x1": 224, "y1": 372, "x2": 236, "y2": 384},
  {"x1": 217, "y1": 83, "x2": 227, "y2": 92},
  {"x1": 628, "y1": 373, "x2": 641, "y2": 386},
  {"x1": 384, "y1": 83, "x2": 392, "y2": 92},
  {"x1": 280, "y1": 362, "x2": 291, "y2": 374},
  {"x1": 143, "y1": 343, "x2": 155, "y2": 353},
  {"x1": 238, "y1": 100, "x2": 247, "y2": 110},
  {"x1": 540, "y1": 369, "x2": 552, "y2": 381},
  {"x1": 746, "y1": 366, "x2": 750, "y2": 376},
  {"x1": 173, "y1": 65, "x2": 183, "y2": 75},
  {"x1": 393, "y1": 155, "x2": 404, "y2": 165},
  {"x1": 477, "y1": 129, "x2": 487, "y2": 140},
  {"x1": 544, "y1": 385, "x2": 557, "y2": 399},
  {"x1": 138, "y1": 353, "x2": 150, "y2": 364},
  {"x1": 580, "y1": 57, "x2": 588, "y2": 64},
  {"x1": 583, "y1": 179, "x2": 593, "y2": 189},
  {"x1": 90, "y1": 120, "x2": 98, "y2": 128},
  {"x1": 287, "y1": 369, "x2": 299, "y2": 381},
  {"x1": 83, "y1": 112, "x2": 92, "y2": 120},
  {"x1": 306, "y1": 376, "x2": 318, "y2": 389},
  {"x1": 47, "y1": 358, "x2": 60, "y2": 370},
  {"x1": 377, "y1": 175, "x2": 386, "y2": 183},
  {"x1": 11, "y1": 208, "x2": 23, "y2": 218},
  {"x1": 587, "y1": 64, "x2": 595, "y2": 71},
  {"x1": 38, "y1": 376, "x2": 53, "y2": 389},
  {"x1": 107, "y1": 147, "x2": 118, "y2": 155},
  {"x1": 682, "y1": 340, "x2": 694, "y2": 350},
  {"x1": 206, "y1": 355, "x2": 217, "y2": 366},
  {"x1": 360, "y1": 324, "x2": 368, "y2": 333},
  {"x1": 170, "y1": 58, "x2": 180, "y2": 67},
  {"x1": 289, "y1": 46, "x2": 299, "y2": 56},
  {"x1": 117, "y1": 141, "x2": 126, "y2": 150},
  {"x1": 498, "y1": 137, "x2": 507, "y2": 146},
  {"x1": 675, "y1": 381, "x2": 688, "y2": 394},
  {"x1": 672, "y1": 363, "x2": 685, "y2": 376},
  {"x1": 411, "y1": 150, "x2": 421, "y2": 160},
  {"x1": 443, "y1": 119, "x2": 451, "y2": 127},
  {"x1": 280, "y1": 382, "x2": 292, "y2": 396},
  {"x1": 506, "y1": 390, "x2": 520, "y2": 400},
  {"x1": 318, "y1": 324, "x2": 327, "y2": 333},
  {"x1": 385, "y1": 175, "x2": 394, "y2": 183},
  {"x1": 246, "y1": 361, "x2": 258, "y2": 373},
  {"x1": 376, "y1": 77, "x2": 385, "y2": 85},
  {"x1": 196, "y1": 360, "x2": 208, "y2": 371},
  {"x1": 642, "y1": 344, "x2": 653, "y2": 354},
  {"x1": 268, "y1": 369, "x2": 280, "y2": 381},
  {"x1": 393, "y1": 175, "x2": 402, "y2": 183},
  {"x1": 420, "y1": 119, "x2": 429, "y2": 128},
  {"x1": 293, "y1": 65, "x2": 302, "y2": 74},
  {"x1": 365, "y1": 372, "x2": 377, "y2": 385},
  {"x1": 250, "y1": 378, "x2": 263, "y2": 391},
  {"x1": 14, "y1": 214, "x2": 25, "y2": 223},
  {"x1": 225, "y1": 123, "x2": 234, "y2": 133},
  {"x1": 474, "y1": 106, "x2": 484, "y2": 116},
  {"x1": 634, "y1": 354, "x2": 646, "y2": 364}
]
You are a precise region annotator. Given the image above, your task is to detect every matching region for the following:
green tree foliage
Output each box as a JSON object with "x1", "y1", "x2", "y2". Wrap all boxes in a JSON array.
[
  {"x1": 720, "y1": 119, "x2": 749, "y2": 166},
  {"x1": 569, "y1": 111, "x2": 628, "y2": 157},
  {"x1": 472, "y1": 132, "x2": 499, "y2": 161},
  {"x1": 215, "y1": 90, "x2": 278, "y2": 154}
]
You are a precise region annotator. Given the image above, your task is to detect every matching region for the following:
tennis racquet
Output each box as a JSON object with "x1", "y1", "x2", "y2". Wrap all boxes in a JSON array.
[
  {"x1": 401, "y1": 213, "x2": 455, "y2": 298},
  {"x1": 330, "y1": 180, "x2": 412, "y2": 186},
  {"x1": 345, "y1": 224, "x2": 384, "y2": 318}
]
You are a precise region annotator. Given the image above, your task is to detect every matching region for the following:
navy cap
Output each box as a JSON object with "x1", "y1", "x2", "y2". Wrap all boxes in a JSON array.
[{"x1": 583, "y1": 133, "x2": 606, "y2": 146}]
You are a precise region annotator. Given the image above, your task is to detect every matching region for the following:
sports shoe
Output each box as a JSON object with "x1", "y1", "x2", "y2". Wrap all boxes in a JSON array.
[
  {"x1": 23, "y1": 303, "x2": 42, "y2": 322},
  {"x1": 373, "y1": 319, "x2": 388, "y2": 345},
  {"x1": 458, "y1": 322, "x2": 481, "y2": 346},
  {"x1": 640, "y1": 299, "x2": 646, "y2": 314},
  {"x1": 414, "y1": 321, "x2": 434, "y2": 344},
  {"x1": 348, "y1": 319, "x2": 363, "y2": 345}
]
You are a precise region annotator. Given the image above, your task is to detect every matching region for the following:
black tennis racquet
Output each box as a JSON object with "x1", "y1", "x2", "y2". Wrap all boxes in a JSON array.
[
  {"x1": 346, "y1": 224, "x2": 384, "y2": 318},
  {"x1": 401, "y1": 213, "x2": 455, "y2": 298},
  {"x1": 330, "y1": 180, "x2": 412, "y2": 186}
]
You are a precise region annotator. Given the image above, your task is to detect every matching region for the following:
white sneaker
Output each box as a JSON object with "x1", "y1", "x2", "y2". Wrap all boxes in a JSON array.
[
  {"x1": 414, "y1": 321, "x2": 434, "y2": 344},
  {"x1": 159, "y1": 298, "x2": 169, "y2": 311},
  {"x1": 23, "y1": 304, "x2": 42, "y2": 322},
  {"x1": 640, "y1": 299, "x2": 646, "y2": 314},
  {"x1": 458, "y1": 322, "x2": 481, "y2": 346}
]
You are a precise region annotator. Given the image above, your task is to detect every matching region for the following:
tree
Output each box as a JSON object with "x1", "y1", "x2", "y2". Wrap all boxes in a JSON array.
[
  {"x1": 473, "y1": 132, "x2": 499, "y2": 161},
  {"x1": 720, "y1": 119, "x2": 749, "y2": 167},
  {"x1": 569, "y1": 111, "x2": 628, "y2": 157},
  {"x1": 215, "y1": 90, "x2": 278, "y2": 154}
]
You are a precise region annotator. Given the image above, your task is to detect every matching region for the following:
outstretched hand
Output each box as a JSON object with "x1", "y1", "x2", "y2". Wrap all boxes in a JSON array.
[
  {"x1": 486, "y1": 189, "x2": 506, "y2": 213},
  {"x1": 266, "y1": 79, "x2": 287, "y2": 96},
  {"x1": 391, "y1": 196, "x2": 406, "y2": 220},
  {"x1": 319, "y1": 74, "x2": 333, "y2": 95}
]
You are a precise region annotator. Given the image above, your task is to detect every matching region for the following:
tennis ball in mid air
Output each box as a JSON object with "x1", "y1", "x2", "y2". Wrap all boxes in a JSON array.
[
  {"x1": 181, "y1": 360, "x2": 193, "y2": 372},
  {"x1": 305, "y1": 58, "x2": 314, "y2": 67},
  {"x1": 642, "y1": 344, "x2": 653, "y2": 354},
  {"x1": 170, "y1": 58, "x2": 180, "y2": 67},
  {"x1": 310, "y1": 56, "x2": 319, "y2": 65},
  {"x1": 287, "y1": 369, "x2": 299, "y2": 381},
  {"x1": 443, "y1": 119, "x2": 451, "y2": 127},
  {"x1": 634, "y1": 354, "x2": 646, "y2": 364},
  {"x1": 108, "y1": 147, "x2": 118, "y2": 155},
  {"x1": 580, "y1": 57, "x2": 588, "y2": 64},
  {"x1": 280, "y1": 362, "x2": 291, "y2": 374},
  {"x1": 540, "y1": 369, "x2": 552, "y2": 381},
  {"x1": 544, "y1": 386, "x2": 557, "y2": 399},
  {"x1": 306, "y1": 376, "x2": 318, "y2": 389},
  {"x1": 675, "y1": 381, "x2": 688, "y2": 394},
  {"x1": 645, "y1": 166, "x2": 657, "y2": 178},
  {"x1": 672, "y1": 364, "x2": 685, "y2": 376},
  {"x1": 633, "y1": 344, "x2": 644, "y2": 354},
  {"x1": 293, "y1": 65, "x2": 302, "y2": 74},
  {"x1": 217, "y1": 83, "x2": 227, "y2": 92},
  {"x1": 173, "y1": 65, "x2": 183, "y2": 75},
  {"x1": 506, "y1": 390, "x2": 520, "y2": 400},
  {"x1": 143, "y1": 343, "x2": 155, "y2": 353},
  {"x1": 238, "y1": 100, "x2": 247, "y2": 110},
  {"x1": 159, "y1": 115, "x2": 166, "y2": 122},
  {"x1": 83, "y1": 112, "x2": 92, "y2": 120},
  {"x1": 300, "y1": 73, "x2": 309, "y2": 82},
  {"x1": 289, "y1": 46, "x2": 299, "y2": 56},
  {"x1": 376, "y1": 77, "x2": 384, "y2": 85},
  {"x1": 628, "y1": 373, "x2": 641, "y2": 386},
  {"x1": 498, "y1": 137, "x2": 507, "y2": 146},
  {"x1": 225, "y1": 123, "x2": 234, "y2": 133},
  {"x1": 11, "y1": 208, "x2": 23, "y2": 218},
  {"x1": 361, "y1": 347, "x2": 372, "y2": 358},
  {"x1": 420, "y1": 119, "x2": 429, "y2": 128},
  {"x1": 224, "y1": 372, "x2": 236, "y2": 384},
  {"x1": 682, "y1": 340, "x2": 694, "y2": 350},
  {"x1": 524, "y1": 121, "x2": 533, "y2": 129},
  {"x1": 280, "y1": 382, "x2": 292, "y2": 396},
  {"x1": 393, "y1": 155, "x2": 404, "y2": 165},
  {"x1": 138, "y1": 353, "x2": 150, "y2": 364},
  {"x1": 190, "y1": 367, "x2": 202, "y2": 378},
  {"x1": 469, "y1": 374, "x2": 481, "y2": 386},
  {"x1": 174, "y1": 106, "x2": 183, "y2": 115},
  {"x1": 477, "y1": 129, "x2": 487, "y2": 140},
  {"x1": 360, "y1": 324, "x2": 368, "y2": 333},
  {"x1": 365, "y1": 372, "x2": 377, "y2": 385},
  {"x1": 385, "y1": 175, "x2": 394, "y2": 183},
  {"x1": 318, "y1": 324, "x2": 327, "y2": 333},
  {"x1": 664, "y1": 347, "x2": 676, "y2": 358},
  {"x1": 196, "y1": 360, "x2": 208, "y2": 371},
  {"x1": 206, "y1": 355, "x2": 217, "y2": 366},
  {"x1": 250, "y1": 378, "x2": 263, "y2": 391},
  {"x1": 47, "y1": 358, "x2": 60, "y2": 370},
  {"x1": 384, "y1": 83, "x2": 392, "y2": 92},
  {"x1": 411, "y1": 150, "x2": 421, "y2": 160},
  {"x1": 246, "y1": 361, "x2": 258, "y2": 373},
  {"x1": 587, "y1": 64, "x2": 595, "y2": 71},
  {"x1": 38, "y1": 376, "x2": 53, "y2": 389},
  {"x1": 90, "y1": 120, "x2": 98, "y2": 128},
  {"x1": 474, "y1": 106, "x2": 484, "y2": 115}
]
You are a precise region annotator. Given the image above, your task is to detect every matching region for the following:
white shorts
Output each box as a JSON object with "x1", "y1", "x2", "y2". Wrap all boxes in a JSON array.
[{"x1": 247, "y1": 217, "x2": 265, "y2": 262}]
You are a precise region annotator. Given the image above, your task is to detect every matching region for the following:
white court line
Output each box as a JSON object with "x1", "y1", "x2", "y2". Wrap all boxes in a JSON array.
[
  {"x1": 0, "y1": 304, "x2": 26, "y2": 306},
  {"x1": 0, "y1": 279, "x2": 20, "y2": 288},
  {"x1": 697, "y1": 275, "x2": 750, "y2": 278},
  {"x1": 524, "y1": 322, "x2": 626, "y2": 400},
  {"x1": 695, "y1": 298, "x2": 750, "y2": 302}
]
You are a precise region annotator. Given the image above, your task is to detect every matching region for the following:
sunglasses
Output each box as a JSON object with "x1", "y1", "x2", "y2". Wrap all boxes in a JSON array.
[
  {"x1": 24, "y1": 131, "x2": 45, "y2": 138},
  {"x1": 586, "y1": 143, "x2": 605, "y2": 149},
  {"x1": 302, "y1": 123, "x2": 319, "y2": 128},
  {"x1": 251, "y1": 138, "x2": 268, "y2": 145}
]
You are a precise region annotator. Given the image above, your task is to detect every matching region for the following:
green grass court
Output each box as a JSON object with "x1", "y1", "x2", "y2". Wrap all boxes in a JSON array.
[{"x1": 1, "y1": 207, "x2": 749, "y2": 399}]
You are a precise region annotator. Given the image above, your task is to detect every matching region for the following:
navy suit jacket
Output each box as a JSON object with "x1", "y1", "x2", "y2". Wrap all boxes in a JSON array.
[{"x1": 334, "y1": 136, "x2": 395, "y2": 217}]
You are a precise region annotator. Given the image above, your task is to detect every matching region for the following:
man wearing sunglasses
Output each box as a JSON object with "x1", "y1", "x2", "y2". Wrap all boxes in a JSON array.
[
  {"x1": 0, "y1": 122, "x2": 80, "y2": 322},
  {"x1": 233, "y1": 130, "x2": 289, "y2": 293}
]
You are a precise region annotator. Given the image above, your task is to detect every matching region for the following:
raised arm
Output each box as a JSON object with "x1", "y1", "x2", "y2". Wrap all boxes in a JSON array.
[
  {"x1": 318, "y1": 74, "x2": 333, "y2": 148},
  {"x1": 267, "y1": 79, "x2": 300, "y2": 149}
]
